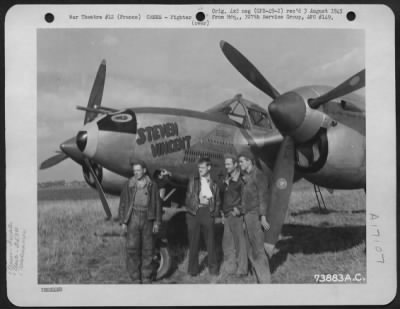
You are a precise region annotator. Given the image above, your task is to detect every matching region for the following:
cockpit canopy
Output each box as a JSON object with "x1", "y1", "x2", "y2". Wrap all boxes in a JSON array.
[{"x1": 207, "y1": 94, "x2": 273, "y2": 130}]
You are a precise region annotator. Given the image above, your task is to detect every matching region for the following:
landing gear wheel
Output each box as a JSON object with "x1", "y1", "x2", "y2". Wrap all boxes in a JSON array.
[{"x1": 154, "y1": 246, "x2": 172, "y2": 280}]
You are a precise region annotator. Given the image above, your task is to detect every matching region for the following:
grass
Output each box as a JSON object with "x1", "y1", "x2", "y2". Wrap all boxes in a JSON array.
[
  {"x1": 38, "y1": 181, "x2": 366, "y2": 284},
  {"x1": 38, "y1": 186, "x2": 102, "y2": 201}
]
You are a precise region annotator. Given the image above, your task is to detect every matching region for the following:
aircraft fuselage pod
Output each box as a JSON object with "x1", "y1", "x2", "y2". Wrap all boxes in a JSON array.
[
  {"x1": 76, "y1": 106, "x2": 254, "y2": 183},
  {"x1": 75, "y1": 90, "x2": 365, "y2": 193}
]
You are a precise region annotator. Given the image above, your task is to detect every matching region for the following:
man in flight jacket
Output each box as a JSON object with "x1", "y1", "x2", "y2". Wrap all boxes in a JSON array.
[{"x1": 119, "y1": 160, "x2": 161, "y2": 284}]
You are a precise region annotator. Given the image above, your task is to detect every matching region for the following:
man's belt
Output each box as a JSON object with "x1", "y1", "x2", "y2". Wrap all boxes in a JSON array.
[{"x1": 133, "y1": 204, "x2": 148, "y2": 212}]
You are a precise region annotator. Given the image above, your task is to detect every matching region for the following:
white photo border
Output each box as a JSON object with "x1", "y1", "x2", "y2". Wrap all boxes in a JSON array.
[{"x1": 5, "y1": 4, "x2": 396, "y2": 306}]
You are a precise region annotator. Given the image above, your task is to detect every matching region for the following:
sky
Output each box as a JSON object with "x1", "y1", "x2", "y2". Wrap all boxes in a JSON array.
[{"x1": 37, "y1": 28, "x2": 364, "y2": 182}]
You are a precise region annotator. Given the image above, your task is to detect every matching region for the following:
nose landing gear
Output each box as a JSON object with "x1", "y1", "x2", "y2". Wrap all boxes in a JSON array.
[{"x1": 154, "y1": 237, "x2": 172, "y2": 280}]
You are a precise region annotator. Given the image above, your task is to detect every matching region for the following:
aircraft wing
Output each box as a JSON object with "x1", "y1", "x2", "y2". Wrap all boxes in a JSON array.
[
  {"x1": 339, "y1": 91, "x2": 365, "y2": 112},
  {"x1": 311, "y1": 86, "x2": 365, "y2": 112},
  {"x1": 76, "y1": 105, "x2": 120, "y2": 115}
]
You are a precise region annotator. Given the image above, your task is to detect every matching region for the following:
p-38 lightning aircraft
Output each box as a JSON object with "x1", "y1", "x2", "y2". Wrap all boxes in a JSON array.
[{"x1": 40, "y1": 40, "x2": 365, "y2": 277}]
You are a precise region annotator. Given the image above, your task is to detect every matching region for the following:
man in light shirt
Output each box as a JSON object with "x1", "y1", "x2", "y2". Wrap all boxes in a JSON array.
[{"x1": 185, "y1": 157, "x2": 221, "y2": 277}]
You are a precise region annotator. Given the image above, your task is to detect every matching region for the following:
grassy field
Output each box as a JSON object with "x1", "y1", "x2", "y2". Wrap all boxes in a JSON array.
[{"x1": 38, "y1": 181, "x2": 366, "y2": 284}]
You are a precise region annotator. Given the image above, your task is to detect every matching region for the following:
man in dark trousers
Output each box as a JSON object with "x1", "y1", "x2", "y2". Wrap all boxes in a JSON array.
[
  {"x1": 221, "y1": 154, "x2": 248, "y2": 277},
  {"x1": 238, "y1": 151, "x2": 271, "y2": 283},
  {"x1": 119, "y1": 159, "x2": 161, "y2": 284},
  {"x1": 185, "y1": 157, "x2": 221, "y2": 277}
]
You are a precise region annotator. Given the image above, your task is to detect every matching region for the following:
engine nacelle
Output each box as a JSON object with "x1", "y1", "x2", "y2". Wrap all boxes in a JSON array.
[{"x1": 298, "y1": 123, "x2": 365, "y2": 189}]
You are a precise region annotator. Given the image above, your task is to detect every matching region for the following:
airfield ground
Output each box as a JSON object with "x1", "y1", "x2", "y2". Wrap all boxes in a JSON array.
[{"x1": 38, "y1": 181, "x2": 366, "y2": 284}]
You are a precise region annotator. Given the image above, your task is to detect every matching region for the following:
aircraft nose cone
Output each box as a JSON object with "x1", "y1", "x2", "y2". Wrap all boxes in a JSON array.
[
  {"x1": 76, "y1": 131, "x2": 88, "y2": 152},
  {"x1": 60, "y1": 137, "x2": 84, "y2": 161},
  {"x1": 268, "y1": 92, "x2": 306, "y2": 133}
]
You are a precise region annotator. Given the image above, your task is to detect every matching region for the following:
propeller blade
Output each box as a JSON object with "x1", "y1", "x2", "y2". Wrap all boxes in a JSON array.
[
  {"x1": 308, "y1": 69, "x2": 365, "y2": 109},
  {"x1": 220, "y1": 40, "x2": 280, "y2": 99},
  {"x1": 84, "y1": 60, "x2": 106, "y2": 124},
  {"x1": 40, "y1": 153, "x2": 69, "y2": 170},
  {"x1": 83, "y1": 158, "x2": 112, "y2": 220},
  {"x1": 265, "y1": 136, "x2": 295, "y2": 249}
]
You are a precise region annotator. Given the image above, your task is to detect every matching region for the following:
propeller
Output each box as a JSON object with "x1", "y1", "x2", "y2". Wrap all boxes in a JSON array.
[
  {"x1": 83, "y1": 158, "x2": 112, "y2": 220},
  {"x1": 220, "y1": 40, "x2": 366, "y2": 256},
  {"x1": 60, "y1": 137, "x2": 85, "y2": 161},
  {"x1": 308, "y1": 69, "x2": 365, "y2": 109},
  {"x1": 219, "y1": 41, "x2": 295, "y2": 254},
  {"x1": 40, "y1": 152, "x2": 68, "y2": 170},
  {"x1": 80, "y1": 60, "x2": 112, "y2": 219},
  {"x1": 40, "y1": 137, "x2": 84, "y2": 170},
  {"x1": 264, "y1": 136, "x2": 295, "y2": 250},
  {"x1": 220, "y1": 40, "x2": 280, "y2": 99},
  {"x1": 40, "y1": 60, "x2": 112, "y2": 220},
  {"x1": 84, "y1": 59, "x2": 106, "y2": 124}
]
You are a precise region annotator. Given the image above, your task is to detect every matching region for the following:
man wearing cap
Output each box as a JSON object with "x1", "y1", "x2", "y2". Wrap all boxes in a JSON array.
[
  {"x1": 238, "y1": 150, "x2": 271, "y2": 283},
  {"x1": 220, "y1": 154, "x2": 248, "y2": 277},
  {"x1": 185, "y1": 156, "x2": 221, "y2": 277},
  {"x1": 119, "y1": 159, "x2": 161, "y2": 284}
]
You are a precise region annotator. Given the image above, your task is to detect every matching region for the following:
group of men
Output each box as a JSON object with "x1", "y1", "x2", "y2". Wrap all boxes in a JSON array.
[{"x1": 118, "y1": 150, "x2": 272, "y2": 284}]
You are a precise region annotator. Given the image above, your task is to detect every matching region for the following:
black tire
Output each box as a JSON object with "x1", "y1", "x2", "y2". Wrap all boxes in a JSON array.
[{"x1": 155, "y1": 246, "x2": 172, "y2": 280}]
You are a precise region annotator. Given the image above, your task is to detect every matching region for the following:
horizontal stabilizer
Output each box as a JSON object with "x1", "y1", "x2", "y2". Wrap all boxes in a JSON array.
[{"x1": 76, "y1": 105, "x2": 118, "y2": 115}]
